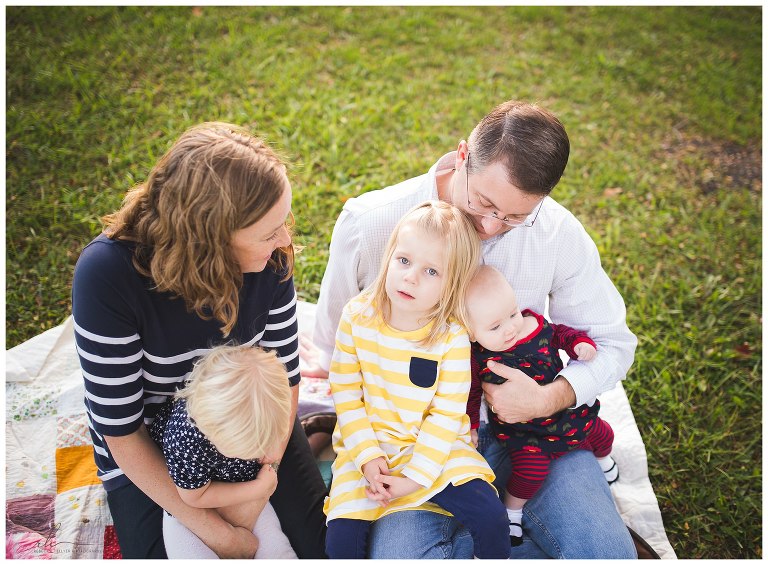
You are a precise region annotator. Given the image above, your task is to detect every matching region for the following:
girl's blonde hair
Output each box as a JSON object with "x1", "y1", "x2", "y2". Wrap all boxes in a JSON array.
[
  {"x1": 102, "y1": 122, "x2": 295, "y2": 336},
  {"x1": 357, "y1": 200, "x2": 481, "y2": 347},
  {"x1": 175, "y1": 345, "x2": 292, "y2": 461}
]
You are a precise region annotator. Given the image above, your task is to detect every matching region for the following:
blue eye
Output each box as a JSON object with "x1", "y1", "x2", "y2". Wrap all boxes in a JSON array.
[
  {"x1": 398, "y1": 257, "x2": 409, "y2": 265},
  {"x1": 426, "y1": 268, "x2": 438, "y2": 276}
]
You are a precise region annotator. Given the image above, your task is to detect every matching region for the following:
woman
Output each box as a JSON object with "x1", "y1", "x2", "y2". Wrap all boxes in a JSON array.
[{"x1": 71, "y1": 123, "x2": 327, "y2": 558}]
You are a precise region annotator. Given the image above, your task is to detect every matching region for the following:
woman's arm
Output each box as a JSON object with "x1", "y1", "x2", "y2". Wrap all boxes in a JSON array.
[
  {"x1": 105, "y1": 426, "x2": 260, "y2": 559},
  {"x1": 259, "y1": 278, "x2": 301, "y2": 458}
]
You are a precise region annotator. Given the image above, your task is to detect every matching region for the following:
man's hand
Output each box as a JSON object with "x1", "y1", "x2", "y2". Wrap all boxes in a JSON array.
[
  {"x1": 299, "y1": 333, "x2": 330, "y2": 379},
  {"x1": 482, "y1": 360, "x2": 576, "y2": 423},
  {"x1": 574, "y1": 342, "x2": 597, "y2": 361}
]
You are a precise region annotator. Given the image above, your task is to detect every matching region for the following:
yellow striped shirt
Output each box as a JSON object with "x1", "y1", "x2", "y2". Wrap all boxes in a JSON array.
[{"x1": 323, "y1": 295, "x2": 495, "y2": 523}]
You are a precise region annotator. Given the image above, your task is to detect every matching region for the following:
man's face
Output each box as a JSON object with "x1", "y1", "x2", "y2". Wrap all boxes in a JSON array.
[{"x1": 456, "y1": 159, "x2": 544, "y2": 241}]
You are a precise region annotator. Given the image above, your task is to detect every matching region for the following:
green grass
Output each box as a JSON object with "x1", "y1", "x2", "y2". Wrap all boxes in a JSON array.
[{"x1": 6, "y1": 6, "x2": 761, "y2": 558}]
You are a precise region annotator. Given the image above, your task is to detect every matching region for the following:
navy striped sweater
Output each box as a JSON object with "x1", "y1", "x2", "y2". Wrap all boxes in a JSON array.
[{"x1": 72, "y1": 234, "x2": 300, "y2": 491}]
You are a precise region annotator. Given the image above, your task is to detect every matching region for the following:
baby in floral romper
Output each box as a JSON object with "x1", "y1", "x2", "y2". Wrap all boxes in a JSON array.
[{"x1": 465, "y1": 265, "x2": 619, "y2": 546}]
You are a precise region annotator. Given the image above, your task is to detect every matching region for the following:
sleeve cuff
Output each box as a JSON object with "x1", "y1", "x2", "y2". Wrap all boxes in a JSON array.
[
  {"x1": 354, "y1": 448, "x2": 387, "y2": 473},
  {"x1": 319, "y1": 348, "x2": 333, "y2": 373},
  {"x1": 554, "y1": 368, "x2": 597, "y2": 409}
]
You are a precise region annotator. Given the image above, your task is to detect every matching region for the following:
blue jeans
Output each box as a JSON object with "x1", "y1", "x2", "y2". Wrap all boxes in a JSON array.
[{"x1": 368, "y1": 423, "x2": 637, "y2": 559}]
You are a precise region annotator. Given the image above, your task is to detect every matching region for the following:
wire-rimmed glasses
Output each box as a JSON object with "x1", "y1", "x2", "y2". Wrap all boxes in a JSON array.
[{"x1": 465, "y1": 152, "x2": 543, "y2": 228}]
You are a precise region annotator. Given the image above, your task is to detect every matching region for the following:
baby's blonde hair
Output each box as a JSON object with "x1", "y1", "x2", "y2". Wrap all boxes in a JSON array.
[
  {"x1": 175, "y1": 345, "x2": 292, "y2": 460},
  {"x1": 464, "y1": 265, "x2": 512, "y2": 333},
  {"x1": 356, "y1": 200, "x2": 481, "y2": 347}
]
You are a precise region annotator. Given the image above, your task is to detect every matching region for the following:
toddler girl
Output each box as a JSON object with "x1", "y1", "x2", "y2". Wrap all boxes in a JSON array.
[
  {"x1": 323, "y1": 201, "x2": 511, "y2": 559},
  {"x1": 149, "y1": 345, "x2": 296, "y2": 558}
]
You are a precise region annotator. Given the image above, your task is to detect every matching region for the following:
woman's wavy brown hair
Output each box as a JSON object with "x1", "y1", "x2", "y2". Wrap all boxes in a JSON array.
[{"x1": 102, "y1": 122, "x2": 294, "y2": 336}]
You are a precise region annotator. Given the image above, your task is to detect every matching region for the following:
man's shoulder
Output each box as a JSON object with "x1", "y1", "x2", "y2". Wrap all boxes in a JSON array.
[
  {"x1": 342, "y1": 173, "x2": 432, "y2": 223},
  {"x1": 540, "y1": 196, "x2": 579, "y2": 226}
]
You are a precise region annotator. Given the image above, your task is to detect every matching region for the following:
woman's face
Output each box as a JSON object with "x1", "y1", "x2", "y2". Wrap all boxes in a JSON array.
[{"x1": 230, "y1": 183, "x2": 293, "y2": 273}]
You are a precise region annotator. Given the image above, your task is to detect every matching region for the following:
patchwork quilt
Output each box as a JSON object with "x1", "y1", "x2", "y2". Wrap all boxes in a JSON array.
[{"x1": 5, "y1": 302, "x2": 676, "y2": 559}]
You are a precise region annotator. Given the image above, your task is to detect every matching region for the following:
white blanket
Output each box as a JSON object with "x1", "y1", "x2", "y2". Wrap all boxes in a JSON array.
[{"x1": 6, "y1": 302, "x2": 676, "y2": 558}]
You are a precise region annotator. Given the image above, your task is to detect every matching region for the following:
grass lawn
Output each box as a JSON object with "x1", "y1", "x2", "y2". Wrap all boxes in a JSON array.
[{"x1": 6, "y1": 6, "x2": 761, "y2": 558}]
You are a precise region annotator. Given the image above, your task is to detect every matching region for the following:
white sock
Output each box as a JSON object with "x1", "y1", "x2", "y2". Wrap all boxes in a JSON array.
[
  {"x1": 506, "y1": 507, "x2": 523, "y2": 539},
  {"x1": 597, "y1": 455, "x2": 619, "y2": 484}
]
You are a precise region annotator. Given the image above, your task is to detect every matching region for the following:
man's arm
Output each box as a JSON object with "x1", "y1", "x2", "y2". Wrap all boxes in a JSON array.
[
  {"x1": 312, "y1": 208, "x2": 364, "y2": 374},
  {"x1": 547, "y1": 214, "x2": 637, "y2": 406},
  {"x1": 483, "y1": 214, "x2": 636, "y2": 423}
]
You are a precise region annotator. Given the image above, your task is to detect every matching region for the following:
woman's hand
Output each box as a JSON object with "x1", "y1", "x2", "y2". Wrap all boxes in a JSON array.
[
  {"x1": 481, "y1": 360, "x2": 576, "y2": 423},
  {"x1": 104, "y1": 427, "x2": 259, "y2": 558}
]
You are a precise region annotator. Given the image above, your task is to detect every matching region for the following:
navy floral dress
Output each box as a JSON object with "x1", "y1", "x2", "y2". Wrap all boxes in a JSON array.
[
  {"x1": 467, "y1": 310, "x2": 600, "y2": 454},
  {"x1": 149, "y1": 398, "x2": 262, "y2": 490}
]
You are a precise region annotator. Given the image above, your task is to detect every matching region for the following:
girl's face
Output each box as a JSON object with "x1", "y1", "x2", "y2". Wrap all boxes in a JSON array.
[
  {"x1": 230, "y1": 183, "x2": 292, "y2": 273},
  {"x1": 384, "y1": 224, "x2": 446, "y2": 330},
  {"x1": 468, "y1": 278, "x2": 526, "y2": 351}
]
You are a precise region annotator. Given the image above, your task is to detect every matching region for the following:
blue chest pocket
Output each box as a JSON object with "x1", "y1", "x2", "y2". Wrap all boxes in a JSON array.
[{"x1": 408, "y1": 357, "x2": 438, "y2": 388}]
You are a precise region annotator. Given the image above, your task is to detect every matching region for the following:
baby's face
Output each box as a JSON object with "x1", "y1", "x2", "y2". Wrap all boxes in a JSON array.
[{"x1": 467, "y1": 279, "x2": 526, "y2": 351}]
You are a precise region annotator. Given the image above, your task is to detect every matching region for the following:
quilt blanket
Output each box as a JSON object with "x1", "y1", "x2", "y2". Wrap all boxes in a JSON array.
[{"x1": 6, "y1": 301, "x2": 676, "y2": 559}]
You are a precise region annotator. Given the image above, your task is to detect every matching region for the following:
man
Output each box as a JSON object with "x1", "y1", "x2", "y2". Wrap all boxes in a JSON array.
[{"x1": 309, "y1": 100, "x2": 638, "y2": 558}]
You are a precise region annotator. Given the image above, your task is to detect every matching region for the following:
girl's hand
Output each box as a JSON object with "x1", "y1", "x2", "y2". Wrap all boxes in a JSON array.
[
  {"x1": 375, "y1": 475, "x2": 421, "y2": 501},
  {"x1": 362, "y1": 457, "x2": 389, "y2": 496},
  {"x1": 574, "y1": 342, "x2": 597, "y2": 361}
]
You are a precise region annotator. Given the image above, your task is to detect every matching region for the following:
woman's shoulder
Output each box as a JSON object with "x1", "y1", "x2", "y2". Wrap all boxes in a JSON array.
[{"x1": 76, "y1": 234, "x2": 136, "y2": 274}]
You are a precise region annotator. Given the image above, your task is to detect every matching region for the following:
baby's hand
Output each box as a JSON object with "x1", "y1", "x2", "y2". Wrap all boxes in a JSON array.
[
  {"x1": 470, "y1": 429, "x2": 479, "y2": 448},
  {"x1": 574, "y1": 342, "x2": 597, "y2": 361}
]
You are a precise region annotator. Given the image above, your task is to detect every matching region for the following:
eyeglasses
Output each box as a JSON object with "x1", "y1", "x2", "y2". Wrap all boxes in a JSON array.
[{"x1": 465, "y1": 153, "x2": 543, "y2": 228}]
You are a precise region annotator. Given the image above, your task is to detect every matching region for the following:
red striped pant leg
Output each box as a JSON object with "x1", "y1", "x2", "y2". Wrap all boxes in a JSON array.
[
  {"x1": 583, "y1": 417, "x2": 614, "y2": 458},
  {"x1": 506, "y1": 450, "x2": 552, "y2": 500}
]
